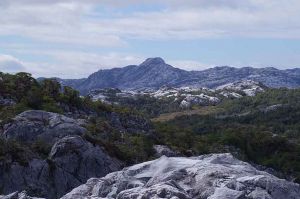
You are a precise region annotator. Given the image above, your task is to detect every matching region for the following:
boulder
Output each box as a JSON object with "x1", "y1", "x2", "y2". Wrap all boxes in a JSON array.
[
  {"x1": 48, "y1": 135, "x2": 122, "y2": 194},
  {"x1": 3, "y1": 110, "x2": 87, "y2": 144},
  {"x1": 62, "y1": 153, "x2": 300, "y2": 199}
]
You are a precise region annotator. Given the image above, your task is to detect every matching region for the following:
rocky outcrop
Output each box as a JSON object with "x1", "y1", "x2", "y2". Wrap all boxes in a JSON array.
[
  {"x1": 88, "y1": 80, "x2": 264, "y2": 109},
  {"x1": 0, "y1": 97, "x2": 16, "y2": 106},
  {"x1": 61, "y1": 153, "x2": 300, "y2": 199},
  {"x1": 216, "y1": 80, "x2": 265, "y2": 97},
  {"x1": 48, "y1": 136, "x2": 122, "y2": 191},
  {"x1": 153, "y1": 145, "x2": 179, "y2": 157},
  {"x1": 261, "y1": 104, "x2": 285, "y2": 113},
  {"x1": 3, "y1": 110, "x2": 87, "y2": 144},
  {"x1": 0, "y1": 135, "x2": 122, "y2": 199}
]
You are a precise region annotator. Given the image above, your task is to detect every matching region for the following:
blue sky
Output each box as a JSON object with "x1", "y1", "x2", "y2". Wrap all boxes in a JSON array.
[{"x1": 0, "y1": 0, "x2": 300, "y2": 78}]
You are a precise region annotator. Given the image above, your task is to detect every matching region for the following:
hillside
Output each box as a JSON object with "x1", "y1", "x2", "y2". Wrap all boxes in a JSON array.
[
  {"x1": 88, "y1": 80, "x2": 266, "y2": 117},
  {"x1": 154, "y1": 88, "x2": 300, "y2": 182}
]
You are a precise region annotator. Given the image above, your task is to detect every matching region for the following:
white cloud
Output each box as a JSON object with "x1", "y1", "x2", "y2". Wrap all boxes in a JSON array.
[
  {"x1": 1, "y1": 0, "x2": 300, "y2": 45},
  {"x1": 91, "y1": 0, "x2": 300, "y2": 40},
  {"x1": 0, "y1": 0, "x2": 299, "y2": 77},
  {"x1": 168, "y1": 60, "x2": 212, "y2": 71},
  {"x1": 0, "y1": 2, "x2": 124, "y2": 47},
  {"x1": 0, "y1": 54, "x2": 26, "y2": 73},
  {"x1": 42, "y1": 51, "x2": 144, "y2": 78},
  {"x1": 0, "y1": 52, "x2": 214, "y2": 78},
  {"x1": 0, "y1": 52, "x2": 144, "y2": 78}
]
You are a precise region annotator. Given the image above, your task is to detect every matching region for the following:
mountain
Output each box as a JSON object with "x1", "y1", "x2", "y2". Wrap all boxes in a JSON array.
[
  {"x1": 60, "y1": 57, "x2": 189, "y2": 94},
  {"x1": 57, "y1": 57, "x2": 300, "y2": 94}
]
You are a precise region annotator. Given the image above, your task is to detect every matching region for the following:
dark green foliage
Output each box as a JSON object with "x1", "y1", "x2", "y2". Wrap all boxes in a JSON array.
[
  {"x1": 0, "y1": 138, "x2": 53, "y2": 166},
  {"x1": 119, "y1": 95, "x2": 181, "y2": 117},
  {"x1": 0, "y1": 74, "x2": 87, "y2": 121},
  {"x1": 115, "y1": 134, "x2": 154, "y2": 164},
  {"x1": 0, "y1": 139, "x2": 34, "y2": 166},
  {"x1": 84, "y1": 117, "x2": 154, "y2": 165},
  {"x1": 61, "y1": 86, "x2": 81, "y2": 106},
  {"x1": 41, "y1": 78, "x2": 61, "y2": 100},
  {"x1": 31, "y1": 140, "x2": 52, "y2": 159},
  {"x1": 94, "y1": 93, "x2": 183, "y2": 118},
  {"x1": 0, "y1": 72, "x2": 38, "y2": 101}
]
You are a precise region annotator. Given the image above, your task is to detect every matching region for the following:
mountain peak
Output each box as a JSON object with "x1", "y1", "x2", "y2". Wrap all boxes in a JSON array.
[{"x1": 140, "y1": 57, "x2": 166, "y2": 66}]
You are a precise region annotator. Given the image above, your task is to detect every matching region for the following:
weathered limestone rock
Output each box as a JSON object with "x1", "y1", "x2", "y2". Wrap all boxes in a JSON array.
[
  {"x1": 62, "y1": 153, "x2": 300, "y2": 199},
  {"x1": 3, "y1": 110, "x2": 87, "y2": 144}
]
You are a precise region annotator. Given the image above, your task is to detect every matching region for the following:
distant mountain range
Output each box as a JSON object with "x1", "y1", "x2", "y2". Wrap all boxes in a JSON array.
[{"x1": 53, "y1": 57, "x2": 299, "y2": 94}]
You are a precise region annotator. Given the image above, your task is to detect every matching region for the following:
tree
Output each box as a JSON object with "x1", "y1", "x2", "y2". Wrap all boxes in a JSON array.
[
  {"x1": 41, "y1": 79, "x2": 61, "y2": 100},
  {"x1": 25, "y1": 86, "x2": 43, "y2": 109},
  {"x1": 14, "y1": 72, "x2": 38, "y2": 101},
  {"x1": 62, "y1": 86, "x2": 81, "y2": 106}
]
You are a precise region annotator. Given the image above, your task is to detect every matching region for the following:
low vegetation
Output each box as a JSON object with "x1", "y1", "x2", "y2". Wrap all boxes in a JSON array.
[{"x1": 154, "y1": 88, "x2": 300, "y2": 182}]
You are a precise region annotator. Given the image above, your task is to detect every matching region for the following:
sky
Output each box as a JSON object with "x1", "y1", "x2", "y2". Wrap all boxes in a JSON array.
[{"x1": 0, "y1": 0, "x2": 300, "y2": 78}]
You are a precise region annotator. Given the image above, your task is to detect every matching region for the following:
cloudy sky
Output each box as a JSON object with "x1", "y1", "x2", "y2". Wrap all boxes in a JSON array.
[{"x1": 0, "y1": 0, "x2": 300, "y2": 78}]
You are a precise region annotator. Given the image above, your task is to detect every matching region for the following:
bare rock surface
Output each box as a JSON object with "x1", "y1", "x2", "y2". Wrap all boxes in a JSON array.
[
  {"x1": 0, "y1": 97, "x2": 16, "y2": 106},
  {"x1": 3, "y1": 110, "x2": 87, "y2": 143},
  {"x1": 0, "y1": 191, "x2": 43, "y2": 199},
  {"x1": 0, "y1": 136, "x2": 122, "y2": 199},
  {"x1": 61, "y1": 153, "x2": 300, "y2": 199}
]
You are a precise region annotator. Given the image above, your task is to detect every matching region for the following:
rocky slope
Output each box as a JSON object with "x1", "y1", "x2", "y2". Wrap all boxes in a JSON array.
[
  {"x1": 0, "y1": 110, "x2": 123, "y2": 198},
  {"x1": 0, "y1": 106, "x2": 157, "y2": 198},
  {"x1": 89, "y1": 80, "x2": 266, "y2": 108},
  {"x1": 62, "y1": 153, "x2": 300, "y2": 199},
  {"x1": 4, "y1": 153, "x2": 299, "y2": 199},
  {"x1": 61, "y1": 153, "x2": 300, "y2": 199},
  {"x1": 57, "y1": 58, "x2": 300, "y2": 94}
]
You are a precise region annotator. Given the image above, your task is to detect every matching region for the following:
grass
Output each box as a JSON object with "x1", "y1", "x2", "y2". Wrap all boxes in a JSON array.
[{"x1": 151, "y1": 106, "x2": 224, "y2": 122}]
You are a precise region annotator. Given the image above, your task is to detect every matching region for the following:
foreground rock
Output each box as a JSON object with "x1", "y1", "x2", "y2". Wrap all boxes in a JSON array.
[
  {"x1": 3, "y1": 110, "x2": 87, "y2": 143},
  {"x1": 0, "y1": 136, "x2": 122, "y2": 199},
  {"x1": 62, "y1": 153, "x2": 300, "y2": 199},
  {"x1": 0, "y1": 191, "x2": 42, "y2": 199}
]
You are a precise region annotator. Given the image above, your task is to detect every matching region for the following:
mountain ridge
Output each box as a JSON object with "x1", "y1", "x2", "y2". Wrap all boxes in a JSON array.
[{"x1": 46, "y1": 57, "x2": 299, "y2": 94}]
